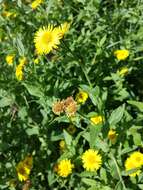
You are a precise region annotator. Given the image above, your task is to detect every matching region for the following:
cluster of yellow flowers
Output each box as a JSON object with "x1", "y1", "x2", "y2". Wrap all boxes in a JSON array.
[
  {"x1": 16, "y1": 156, "x2": 33, "y2": 181},
  {"x1": 56, "y1": 148, "x2": 102, "y2": 177},
  {"x1": 34, "y1": 22, "x2": 70, "y2": 55},
  {"x1": 125, "y1": 151, "x2": 143, "y2": 177}
]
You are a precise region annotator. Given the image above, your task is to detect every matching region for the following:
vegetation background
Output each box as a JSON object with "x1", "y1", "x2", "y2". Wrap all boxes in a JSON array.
[{"x1": 0, "y1": 0, "x2": 143, "y2": 189}]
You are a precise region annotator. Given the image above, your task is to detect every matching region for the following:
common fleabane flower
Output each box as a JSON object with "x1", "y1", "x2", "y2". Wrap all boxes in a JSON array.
[
  {"x1": 125, "y1": 151, "x2": 143, "y2": 177},
  {"x1": 108, "y1": 129, "x2": 118, "y2": 143},
  {"x1": 57, "y1": 159, "x2": 74, "y2": 177},
  {"x1": 16, "y1": 156, "x2": 33, "y2": 181},
  {"x1": 90, "y1": 115, "x2": 104, "y2": 125},
  {"x1": 6, "y1": 54, "x2": 15, "y2": 65},
  {"x1": 114, "y1": 49, "x2": 129, "y2": 60},
  {"x1": 82, "y1": 149, "x2": 102, "y2": 171},
  {"x1": 76, "y1": 91, "x2": 88, "y2": 104},
  {"x1": 34, "y1": 25, "x2": 61, "y2": 55},
  {"x1": 58, "y1": 22, "x2": 70, "y2": 37}
]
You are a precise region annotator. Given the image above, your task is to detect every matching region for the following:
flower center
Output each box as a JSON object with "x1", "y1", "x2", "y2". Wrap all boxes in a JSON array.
[
  {"x1": 88, "y1": 156, "x2": 96, "y2": 164},
  {"x1": 42, "y1": 32, "x2": 53, "y2": 44}
]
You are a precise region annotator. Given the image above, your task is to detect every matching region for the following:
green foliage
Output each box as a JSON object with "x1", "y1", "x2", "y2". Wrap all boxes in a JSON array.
[{"x1": 0, "y1": 0, "x2": 143, "y2": 189}]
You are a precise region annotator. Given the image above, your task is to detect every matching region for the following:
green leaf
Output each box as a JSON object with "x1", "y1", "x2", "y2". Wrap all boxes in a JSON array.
[
  {"x1": 89, "y1": 124, "x2": 102, "y2": 148},
  {"x1": 0, "y1": 96, "x2": 14, "y2": 107},
  {"x1": 23, "y1": 83, "x2": 44, "y2": 98},
  {"x1": 127, "y1": 100, "x2": 143, "y2": 112},
  {"x1": 133, "y1": 133, "x2": 142, "y2": 146},
  {"x1": 63, "y1": 130, "x2": 72, "y2": 146},
  {"x1": 26, "y1": 126, "x2": 39, "y2": 136},
  {"x1": 82, "y1": 178, "x2": 97, "y2": 187},
  {"x1": 109, "y1": 104, "x2": 125, "y2": 125}
]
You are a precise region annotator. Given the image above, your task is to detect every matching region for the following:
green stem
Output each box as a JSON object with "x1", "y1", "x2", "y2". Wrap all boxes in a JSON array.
[{"x1": 111, "y1": 154, "x2": 127, "y2": 190}]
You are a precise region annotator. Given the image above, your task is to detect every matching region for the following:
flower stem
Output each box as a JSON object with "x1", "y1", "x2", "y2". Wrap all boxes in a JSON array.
[{"x1": 111, "y1": 154, "x2": 127, "y2": 190}]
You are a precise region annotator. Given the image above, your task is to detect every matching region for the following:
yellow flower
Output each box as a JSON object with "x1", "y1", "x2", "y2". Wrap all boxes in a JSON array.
[
  {"x1": 76, "y1": 91, "x2": 88, "y2": 104},
  {"x1": 58, "y1": 22, "x2": 70, "y2": 37},
  {"x1": 2, "y1": 11, "x2": 13, "y2": 17},
  {"x1": 15, "y1": 57, "x2": 27, "y2": 80},
  {"x1": 19, "y1": 57, "x2": 27, "y2": 66},
  {"x1": 23, "y1": 156, "x2": 33, "y2": 171},
  {"x1": 34, "y1": 25, "x2": 62, "y2": 55},
  {"x1": 6, "y1": 54, "x2": 15, "y2": 65},
  {"x1": 108, "y1": 129, "x2": 118, "y2": 143},
  {"x1": 15, "y1": 65, "x2": 24, "y2": 81},
  {"x1": 114, "y1": 49, "x2": 129, "y2": 60},
  {"x1": 59, "y1": 140, "x2": 66, "y2": 151},
  {"x1": 118, "y1": 67, "x2": 129, "y2": 76},
  {"x1": 90, "y1": 115, "x2": 104, "y2": 125},
  {"x1": 31, "y1": 0, "x2": 43, "y2": 9},
  {"x1": 57, "y1": 159, "x2": 74, "y2": 177},
  {"x1": 82, "y1": 149, "x2": 102, "y2": 171},
  {"x1": 125, "y1": 151, "x2": 143, "y2": 177},
  {"x1": 16, "y1": 162, "x2": 29, "y2": 181},
  {"x1": 16, "y1": 156, "x2": 33, "y2": 181}
]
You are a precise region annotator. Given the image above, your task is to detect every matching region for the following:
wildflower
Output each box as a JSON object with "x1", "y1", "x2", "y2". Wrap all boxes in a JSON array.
[
  {"x1": 82, "y1": 149, "x2": 102, "y2": 171},
  {"x1": 52, "y1": 100, "x2": 65, "y2": 115},
  {"x1": 52, "y1": 97, "x2": 77, "y2": 116},
  {"x1": 90, "y1": 115, "x2": 104, "y2": 125},
  {"x1": 57, "y1": 159, "x2": 74, "y2": 177},
  {"x1": 76, "y1": 91, "x2": 88, "y2": 104},
  {"x1": 6, "y1": 54, "x2": 15, "y2": 65},
  {"x1": 15, "y1": 57, "x2": 27, "y2": 81},
  {"x1": 34, "y1": 25, "x2": 61, "y2": 55},
  {"x1": 58, "y1": 22, "x2": 70, "y2": 37},
  {"x1": 16, "y1": 162, "x2": 29, "y2": 181},
  {"x1": 16, "y1": 156, "x2": 33, "y2": 181},
  {"x1": 2, "y1": 11, "x2": 13, "y2": 18},
  {"x1": 67, "y1": 124, "x2": 76, "y2": 135},
  {"x1": 114, "y1": 49, "x2": 129, "y2": 61},
  {"x1": 31, "y1": 0, "x2": 43, "y2": 9},
  {"x1": 64, "y1": 96, "x2": 77, "y2": 117},
  {"x1": 23, "y1": 156, "x2": 33, "y2": 171},
  {"x1": 125, "y1": 151, "x2": 143, "y2": 177},
  {"x1": 19, "y1": 57, "x2": 27, "y2": 66},
  {"x1": 59, "y1": 140, "x2": 66, "y2": 152},
  {"x1": 118, "y1": 67, "x2": 129, "y2": 76},
  {"x1": 15, "y1": 64, "x2": 24, "y2": 81},
  {"x1": 108, "y1": 129, "x2": 118, "y2": 143}
]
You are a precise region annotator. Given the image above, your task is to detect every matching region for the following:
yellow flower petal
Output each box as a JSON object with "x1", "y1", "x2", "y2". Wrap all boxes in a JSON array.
[
  {"x1": 34, "y1": 25, "x2": 61, "y2": 55},
  {"x1": 57, "y1": 159, "x2": 74, "y2": 177},
  {"x1": 114, "y1": 49, "x2": 129, "y2": 61},
  {"x1": 82, "y1": 149, "x2": 102, "y2": 171}
]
